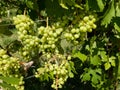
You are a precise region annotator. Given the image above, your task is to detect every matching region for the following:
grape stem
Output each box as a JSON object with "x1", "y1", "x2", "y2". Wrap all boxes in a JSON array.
[
  {"x1": 46, "y1": 17, "x2": 49, "y2": 27},
  {"x1": 24, "y1": 8, "x2": 27, "y2": 15},
  {"x1": 55, "y1": 74, "x2": 58, "y2": 90}
]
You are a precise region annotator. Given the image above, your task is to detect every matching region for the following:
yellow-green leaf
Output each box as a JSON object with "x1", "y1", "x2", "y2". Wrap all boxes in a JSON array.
[{"x1": 104, "y1": 62, "x2": 111, "y2": 70}]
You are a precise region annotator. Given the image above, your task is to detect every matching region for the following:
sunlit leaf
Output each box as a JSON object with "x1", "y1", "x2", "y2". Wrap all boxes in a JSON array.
[
  {"x1": 113, "y1": 17, "x2": 120, "y2": 32},
  {"x1": 109, "y1": 56, "x2": 116, "y2": 67},
  {"x1": 69, "y1": 72, "x2": 74, "y2": 78},
  {"x1": 91, "y1": 75, "x2": 99, "y2": 84},
  {"x1": 116, "y1": 3, "x2": 120, "y2": 16},
  {"x1": 90, "y1": 55, "x2": 101, "y2": 65},
  {"x1": 82, "y1": 73, "x2": 91, "y2": 81},
  {"x1": 0, "y1": 82, "x2": 16, "y2": 90},
  {"x1": 99, "y1": 51, "x2": 108, "y2": 62},
  {"x1": 73, "y1": 52, "x2": 87, "y2": 62},
  {"x1": 96, "y1": 0, "x2": 104, "y2": 12},
  {"x1": 104, "y1": 62, "x2": 111, "y2": 70},
  {"x1": 0, "y1": 76, "x2": 20, "y2": 85}
]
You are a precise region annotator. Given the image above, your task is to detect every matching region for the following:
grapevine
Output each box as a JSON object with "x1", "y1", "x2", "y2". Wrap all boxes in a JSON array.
[{"x1": 12, "y1": 14, "x2": 97, "y2": 90}]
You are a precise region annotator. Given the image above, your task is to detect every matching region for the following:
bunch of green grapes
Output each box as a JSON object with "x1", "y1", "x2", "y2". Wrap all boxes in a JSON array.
[
  {"x1": 19, "y1": 35, "x2": 40, "y2": 60},
  {"x1": 35, "y1": 54, "x2": 72, "y2": 89},
  {"x1": 13, "y1": 15, "x2": 34, "y2": 38},
  {"x1": 0, "y1": 49, "x2": 24, "y2": 90},
  {"x1": 79, "y1": 15, "x2": 97, "y2": 32},
  {"x1": 13, "y1": 15, "x2": 40, "y2": 60},
  {"x1": 64, "y1": 15, "x2": 96, "y2": 44},
  {"x1": 64, "y1": 27, "x2": 81, "y2": 44},
  {"x1": 38, "y1": 26, "x2": 63, "y2": 53}
]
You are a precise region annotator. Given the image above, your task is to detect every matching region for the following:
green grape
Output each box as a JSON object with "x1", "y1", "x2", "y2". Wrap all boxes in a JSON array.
[
  {"x1": 83, "y1": 16, "x2": 89, "y2": 22},
  {"x1": 80, "y1": 26, "x2": 87, "y2": 32}
]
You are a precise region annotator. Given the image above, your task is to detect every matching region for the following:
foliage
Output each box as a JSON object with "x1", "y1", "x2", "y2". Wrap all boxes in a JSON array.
[{"x1": 0, "y1": 0, "x2": 120, "y2": 90}]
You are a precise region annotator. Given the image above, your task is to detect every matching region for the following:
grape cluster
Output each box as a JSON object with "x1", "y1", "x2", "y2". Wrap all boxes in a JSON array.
[
  {"x1": 13, "y1": 15, "x2": 34, "y2": 37},
  {"x1": 64, "y1": 15, "x2": 96, "y2": 44},
  {"x1": 0, "y1": 49, "x2": 24, "y2": 90},
  {"x1": 64, "y1": 28, "x2": 80, "y2": 44},
  {"x1": 35, "y1": 54, "x2": 71, "y2": 89},
  {"x1": 13, "y1": 15, "x2": 40, "y2": 60},
  {"x1": 19, "y1": 35, "x2": 40, "y2": 60},
  {"x1": 38, "y1": 26, "x2": 63, "y2": 53},
  {"x1": 79, "y1": 15, "x2": 96, "y2": 32}
]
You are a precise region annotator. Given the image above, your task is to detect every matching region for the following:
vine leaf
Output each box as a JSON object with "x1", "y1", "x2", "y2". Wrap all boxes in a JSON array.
[
  {"x1": 116, "y1": 3, "x2": 120, "y2": 16},
  {"x1": 59, "y1": 0, "x2": 69, "y2": 9},
  {"x1": 0, "y1": 82, "x2": 16, "y2": 90},
  {"x1": 101, "y1": 0, "x2": 115, "y2": 27},
  {"x1": 112, "y1": 17, "x2": 120, "y2": 33},
  {"x1": 109, "y1": 56, "x2": 116, "y2": 67},
  {"x1": 104, "y1": 62, "x2": 111, "y2": 70},
  {"x1": 96, "y1": 0, "x2": 104, "y2": 12},
  {"x1": 91, "y1": 74, "x2": 100, "y2": 84},
  {"x1": 90, "y1": 55, "x2": 101, "y2": 66},
  {"x1": 86, "y1": 0, "x2": 100, "y2": 11},
  {"x1": 72, "y1": 52, "x2": 87, "y2": 62},
  {"x1": 59, "y1": 0, "x2": 83, "y2": 9},
  {"x1": 0, "y1": 34, "x2": 17, "y2": 49},
  {"x1": 0, "y1": 76, "x2": 20, "y2": 85},
  {"x1": 82, "y1": 73, "x2": 91, "y2": 81}
]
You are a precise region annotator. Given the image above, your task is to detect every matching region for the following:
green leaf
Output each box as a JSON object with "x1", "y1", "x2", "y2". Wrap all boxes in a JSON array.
[
  {"x1": 95, "y1": 68, "x2": 102, "y2": 75},
  {"x1": 82, "y1": 73, "x2": 91, "y2": 81},
  {"x1": 114, "y1": 23, "x2": 120, "y2": 32},
  {"x1": 26, "y1": 1, "x2": 34, "y2": 9},
  {"x1": 113, "y1": 17, "x2": 120, "y2": 33},
  {"x1": 73, "y1": 52, "x2": 87, "y2": 62},
  {"x1": 116, "y1": 3, "x2": 120, "y2": 16},
  {"x1": 101, "y1": 0, "x2": 115, "y2": 27},
  {"x1": 0, "y1": 35, "x2": 17, "y2": 49},
  {"x1": 91, "y1": 75, "x2": 99, "y2": 84},
  {"x1": 44, "y1": 73, "x2": 49, "y2": 81},
  {"x1": 69, "y1": 72, "x2": 74, "y2": 78},
  {"x1": 0, "y1": 76, "x2": 20, "y2": 85},
  {"x1": 104, "y1": 62, "x2": 111, "y2": 70},
  {"x1": 49, "y1": 72, "x2": 54, "y2": 79},
  {"x1": 69, "y1": 61, "x2": 77, "y2": 73},
  {"x1": 86, "y1": 0, "x2": 100, "y2": 11},
  {"x1": 45, "y1": 0, "x2": 69, "y2": 17},
  {"x1": 0, "y1": 82, "x2": 16, "y2": 90},
  {"x1": 96, "y1": 0, "x2": 104, "y2": 12},
  {"x1": 109, "y1": 56, "x2": 116, "y2": 67},
  {"x1": 90, "y1": 55, "x2": 101, "y2": 65},
  {"x1": 59, "y1": 0, "x2": 68, "y2": 9},
  {"x1": 99, "y1": 51, "x2": 108, "y2": 62}
]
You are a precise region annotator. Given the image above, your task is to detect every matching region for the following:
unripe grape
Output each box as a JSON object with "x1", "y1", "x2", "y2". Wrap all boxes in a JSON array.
[
  {"x1": 22, "y1": 51, "x2": 28, "y2": 56},
  {"x1": 88, "y1": 21, "x2": 94, "y2": 26},
  {"x1": 67, "y1": 55, "x2": 71, "y2": 60},
  {"x1": 86, "y1": 25, "x2": 91, "y2": 30},
  {"x1": 83, "y1": 16, "x2": 89, "y2": 22},
  {"x1": 92, "y1": 24, "x2": 97, "y2": 29},
  {"x1": 74, "y1": 34, "x2": 79, "y2": 39},
  {"x1": 71, "y1": 28, "x2": 76, "y2": 33},
  {"x1": 80, "y1": 26, "x2": 87, "y2": 32},
  {"x1": 92, "y1": 18, "x2": 96, "y2": 22},
  {"x1": 47, "y1": 54, "x2": 51, "y2": 59},
  {"x1": 87, "y1": 29, "x2": 92, "y2": 32},
  {"x1": 2, "y1": 55, "x2": 9, "y2": 59}
]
